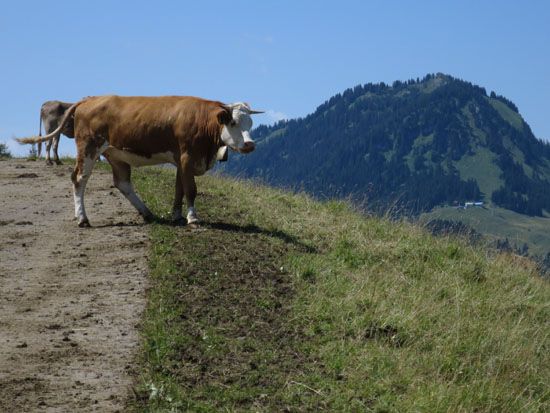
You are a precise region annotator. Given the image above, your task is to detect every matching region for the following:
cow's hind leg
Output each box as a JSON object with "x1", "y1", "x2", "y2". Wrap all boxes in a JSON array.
[
  {"x1": 52, "y1": 135, "x2": 62, "y2": 165},
  {"x1": 184, "y1": 175, "x2": 199, "y2": 224},
  {"x1": 171, "y1": 167, "x2": 185, "y2": 225},
  {"x1": 44, "y1": 136, "x2": 55, "y2": 165},
  {"x1": 43, "y1": 120, "x2": 56, "y2": 165},
  {"x1": 71, "y1": 150, "x2": 99, "y2": 227},
  {"x1": 180, "y1": 155, "x2": 199, "y2": 224},
  {"x1": 107, "y1": 159, "x2": 154, "y2": 223}
]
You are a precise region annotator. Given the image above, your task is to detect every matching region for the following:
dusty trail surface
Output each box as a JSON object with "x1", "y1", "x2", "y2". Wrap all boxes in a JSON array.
[{"x1": 0, "y1": 159, "x2": 148, "y2": 412}]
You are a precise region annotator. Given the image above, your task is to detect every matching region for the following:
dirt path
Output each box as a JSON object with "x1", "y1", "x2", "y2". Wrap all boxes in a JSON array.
[{"x1": 0, "y1": 159, "x2": 148, "y2": 412}]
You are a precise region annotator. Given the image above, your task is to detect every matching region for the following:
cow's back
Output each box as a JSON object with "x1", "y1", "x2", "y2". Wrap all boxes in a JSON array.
[{"x1": 74, "y1": 96, "x2": 225, "y2": 155}]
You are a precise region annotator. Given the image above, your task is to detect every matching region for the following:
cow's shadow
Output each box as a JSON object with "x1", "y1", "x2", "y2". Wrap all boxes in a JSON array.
[
  {"x1": 93, "y1": 221, "x2": 147, "y2": 228},
  {"x1": 93, "y1": 218, "x2": 316, "y2": 253},
  {"x1": 205, "y1": 221, "x2": 317, "y2": 253}
]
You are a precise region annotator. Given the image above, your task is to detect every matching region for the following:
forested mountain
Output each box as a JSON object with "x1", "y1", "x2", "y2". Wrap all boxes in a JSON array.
[{"x1": 222, "y1": 73, "x2": 550, "y2": 216}]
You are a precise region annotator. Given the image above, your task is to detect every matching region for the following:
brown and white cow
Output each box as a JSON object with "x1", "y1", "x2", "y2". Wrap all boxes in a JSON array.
[{"x1": 18, "y1": 95, "x2": 261, "y2": 227}]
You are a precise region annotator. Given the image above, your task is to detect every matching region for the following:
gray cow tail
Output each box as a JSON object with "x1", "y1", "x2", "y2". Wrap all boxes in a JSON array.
[{"x1": 16, "y1": 100, "x2": 83, "y2": 145}]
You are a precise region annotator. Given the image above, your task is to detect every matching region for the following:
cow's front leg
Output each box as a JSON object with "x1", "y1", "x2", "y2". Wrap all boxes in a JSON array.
[{"x1": 172, "y1": 167, "x2": 186, "y2": 225}]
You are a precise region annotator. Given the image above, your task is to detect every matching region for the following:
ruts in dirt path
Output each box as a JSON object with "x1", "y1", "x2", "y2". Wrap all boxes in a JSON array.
[{"x1": 0, "y1": 159, "x2": 148, "y2": 412}]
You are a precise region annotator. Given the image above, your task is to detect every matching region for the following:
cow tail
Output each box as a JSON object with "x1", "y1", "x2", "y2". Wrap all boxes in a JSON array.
[
  {"x1": 37, "y1": 111, "x2": 43, "y2": 157},
  {"x1": 16, "y1": 100, "x2": 83, "y2": 145}
]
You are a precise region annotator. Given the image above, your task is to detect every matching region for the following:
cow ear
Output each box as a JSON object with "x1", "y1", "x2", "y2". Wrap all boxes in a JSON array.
[{"x1": 217, "y1": 107, "x2": 233, "y2": 125}]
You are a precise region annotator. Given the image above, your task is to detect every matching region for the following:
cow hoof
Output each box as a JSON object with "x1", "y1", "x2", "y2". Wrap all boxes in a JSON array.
[
  {"x1": 187, "y1": 217, "x2": 200, "y2": 225},
  {"x1": 78, "y1": 219, "x2": 91, "y2": 228},
  {"x1": 142, "y1": 213, "x2": 155, "y2": 223},
  {"x1": 45, "y1": 160, "x2": 53, "y2": 166},
  {"x1": 172, "y1": 217, "x2": 186, "y2": 226},
  {"x1": 55, "y1": 160, "x2": 63, "y2": 165}
]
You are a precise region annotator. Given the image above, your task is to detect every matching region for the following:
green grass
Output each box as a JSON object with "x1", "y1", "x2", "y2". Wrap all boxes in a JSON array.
[
  {"x1": 488, "y1": 97, "x2": 524, "y2": 132},
  {"x1": 456, "y1": 103, "x2": 507, "y2": 200},
  {"x1": 422, "y1": 205, "x2": 550, "y2": 257},
  {"x1": 404, "y1": 134, "x2": 434, "y2": 171},
  {"x1": 130, "y1": 166, "x2": 549, "y2": 412},
  {"x1": 461, "y1": 103, "x2": 488, "y2": 146},
  {"x1": 502, "y1": 135, "x2": 535, "y2": 179},
  {"x1": 455, "y1": 147, "x2": 504, "y2": 201}
]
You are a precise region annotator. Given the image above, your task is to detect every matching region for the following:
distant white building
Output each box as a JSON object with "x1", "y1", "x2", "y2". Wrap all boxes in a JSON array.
[
  {"x1": 454, "y1": 201, "x2": 484, "y2": 209},
  {"x1": 462, "y1": 201, "x2": 484, "y2": 209}
]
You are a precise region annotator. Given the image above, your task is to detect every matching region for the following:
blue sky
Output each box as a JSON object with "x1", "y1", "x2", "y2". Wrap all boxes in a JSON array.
[{"x1": 1, "y1": 1, "x2": 549, "y2": 156}]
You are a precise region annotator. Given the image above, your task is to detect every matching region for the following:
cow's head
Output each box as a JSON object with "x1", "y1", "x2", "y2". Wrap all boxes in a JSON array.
[{"x1": 219, "y1": 102, "x2": 263, "y2": 154}]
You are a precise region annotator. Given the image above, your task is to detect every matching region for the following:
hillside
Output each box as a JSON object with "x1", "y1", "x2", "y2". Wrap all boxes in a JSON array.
[
  {"x1": 421, "y1": 205, "x2": 550, "y2": 257},
  {"x1": 129, "y1": 166, "x2": 549, "y2": 412},
  {"x1": 221, "y1": 73, "x2": 550, "y2": 217}
]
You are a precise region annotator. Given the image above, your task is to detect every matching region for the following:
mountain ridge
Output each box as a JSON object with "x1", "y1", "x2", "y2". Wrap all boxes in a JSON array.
[{"x1": 222, "y1": 73, "x2": 550, "y2": 217}]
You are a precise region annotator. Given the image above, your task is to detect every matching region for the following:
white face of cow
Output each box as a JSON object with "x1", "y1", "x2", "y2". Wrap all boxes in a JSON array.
[{"x1": 220, "y1": 102, "x2": 262, "y2": 154}]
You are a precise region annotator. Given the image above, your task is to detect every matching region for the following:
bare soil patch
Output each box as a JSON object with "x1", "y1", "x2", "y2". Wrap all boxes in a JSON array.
[
  {"x1": 131, "y1": 170, "x2": 322, "y2": 411},
  {"x1": 0, "y1": 159, "x2": 148, "y2": 412}
]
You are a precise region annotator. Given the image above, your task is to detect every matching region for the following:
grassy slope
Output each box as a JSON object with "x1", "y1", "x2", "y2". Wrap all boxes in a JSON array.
[
  {"x1": 438, "y1": 99, "x2": 549, "y2": 254},
  {"x1": 487, "y1": 98, "x2": 524, "y2": 132},
  {"x1": 454, "y1": 147, "x2": 504, "y2": 202},
  {"x1": 422, "y1": 206, "x2": 550, "y2": 257},
  {"x1": 130, "y1": 166, "x2": 549, "y2": 412}
]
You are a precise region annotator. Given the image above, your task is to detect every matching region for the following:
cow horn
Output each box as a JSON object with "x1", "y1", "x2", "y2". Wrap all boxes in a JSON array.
[{"x1": 224, "y1": 103, "x2": 264, "y2": 114}]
